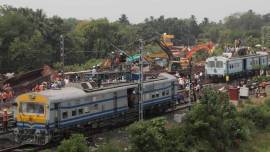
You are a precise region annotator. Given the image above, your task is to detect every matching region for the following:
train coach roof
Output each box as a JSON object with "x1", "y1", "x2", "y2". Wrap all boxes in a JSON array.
[
  {"x1": 159, "y1": 73, "x2": 177, "y2": 80},
  {"x1": 207, "y1": 54, "x2": 268, "y2": 62},
  {"x1": 39, "y1": 87, "x2": 87, "y2": 101},
  {"x1": 17, "y1": 73, "x2": 177, "y2": 103}
]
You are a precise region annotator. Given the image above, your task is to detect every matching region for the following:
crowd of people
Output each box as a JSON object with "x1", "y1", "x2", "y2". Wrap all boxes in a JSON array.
[
  {"x1": 0, "y1": 83, "x2": 14, "y2": 103},
  {"x1": 32, "y1": 73, "x2": 68, "y2": 92},
  {"x1": 175, "y1": 71, "x2": 204, "y2": 103},
  {"x1": 176, "y1": 72, "x2": 203, "y2": 90}
]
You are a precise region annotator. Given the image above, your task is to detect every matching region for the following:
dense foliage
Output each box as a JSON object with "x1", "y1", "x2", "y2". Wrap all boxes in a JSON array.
[
  {"x1": 127, "y1": 88, "x2": 249, "y2": 152},
  {"x1": 56, "y1": 88, "x2": 270, "y2": 152},
  {"x1": 57, "y1": 134, "x2": 88, "y2": 152},
  {"x1": 0, "y1": 5, "x2": 269, "y2": 73}
]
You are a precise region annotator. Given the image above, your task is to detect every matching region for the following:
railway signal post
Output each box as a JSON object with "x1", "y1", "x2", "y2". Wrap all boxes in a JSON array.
[
  {"x1": 188, "y1": 57, "x2": 193, "y2": 109},
  {"x1": 60, "y1": 35, "x2": 65, "y2": 75},
  {"x1": 138, "y1": 39, "x2": 144, "y2": 121}
]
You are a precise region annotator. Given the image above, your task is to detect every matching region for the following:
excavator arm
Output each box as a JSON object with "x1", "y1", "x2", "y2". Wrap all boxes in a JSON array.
[
  {"x1": 154, "y1": 39, "x2": 174, "y2": 60},
  {"x1": 186, "y1": 42, "x2": 214, "y2": 59}
]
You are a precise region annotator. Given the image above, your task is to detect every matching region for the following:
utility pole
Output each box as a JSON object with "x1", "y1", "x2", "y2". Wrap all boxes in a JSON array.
[
  {"x1": 60, "y1": 35, "x2": 65, "y2": 75},
  {"x1": 138, "y1": 39, "x2": 144, "y2": 121},
  {"x1": 188, "y1": 57, "x2": 192, "y2": 109}
]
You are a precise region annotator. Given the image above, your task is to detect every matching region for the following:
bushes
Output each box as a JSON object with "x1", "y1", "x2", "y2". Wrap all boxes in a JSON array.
[
  {"x1": 240, "y1": 100, "x2": 270, "y2": 129},
  {"x1": 128, "y1": 117, "x2": 167, "y2": 152},
  {"x1": 127, "y1": 88, "x2": 249, "y2": 152},
  {"x1": 181, "y1": 88, "x2": 249, "y2": 151},
  {"x1": 253, "y1": 75, "x2": 270, "y2": 83},
  {"x1": 53, "y1": 58, "x2": 103, "y2": 72},
  {"x1": 95, "y1": 142, "x2": 124, "y2": 152},
  {"x1": 57, "y1": 134, "x2": 88, "y2": 152}
]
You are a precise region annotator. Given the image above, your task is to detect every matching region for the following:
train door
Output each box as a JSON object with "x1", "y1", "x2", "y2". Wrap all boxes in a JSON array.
[
  {"x1": 171, "y1": 82, "x2": 175, "y2": 101},
  {"x1": 54, "y1": 103, "x2": 61, "y2": 128},
  {"x1": 243, "y1": 59, "x2": 247, "y2": 71},
  {"x1": 127, "y1": 88, "x2": 136, "y2": 108},
  {"x1": 113, "y1": 92, "x2": 117, "y2": 112}
]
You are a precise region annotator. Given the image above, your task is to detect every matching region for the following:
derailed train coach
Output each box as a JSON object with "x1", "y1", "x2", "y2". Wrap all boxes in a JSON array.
[
  {"x1": 205, "y1": 52, "x2": 269, "y2": 79},
  {"x1": 13, "y1": 73, "x2": 178, "y2": 145}
]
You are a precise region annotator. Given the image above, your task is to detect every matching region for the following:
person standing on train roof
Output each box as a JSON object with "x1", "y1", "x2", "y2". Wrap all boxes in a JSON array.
[
  {"x1": 2, "y1": 109, "x2": 8, "y2": 132},
  {"x1": 92, "y1": 66, "x2": 97, "y2": 77}
]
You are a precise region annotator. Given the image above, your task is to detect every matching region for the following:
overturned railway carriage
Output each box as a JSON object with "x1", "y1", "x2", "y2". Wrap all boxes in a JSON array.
[
  {"x1": 13, "y1": 73, "x2": 178, "y2": 145},
  {"x1": 205, "y1": 52, "x2": 268, "y2": 78}
]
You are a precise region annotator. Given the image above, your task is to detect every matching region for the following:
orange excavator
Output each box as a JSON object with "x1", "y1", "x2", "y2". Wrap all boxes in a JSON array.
[
  {"x1": 186, "y1": 42, "x2": 214, "y2": 59},
  {"x1": 179, "y1": 41, "x2": 214, "y2": 68},
  {"x1": 100, "y1": 33, "x2": 214, "y2": 72},
  {"x1": 154, "y1": 33, "x2": 214, "y2": 71}
]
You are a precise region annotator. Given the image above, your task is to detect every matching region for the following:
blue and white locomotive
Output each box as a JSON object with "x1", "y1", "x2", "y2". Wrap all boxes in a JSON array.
[
  {"x1": 14, "y1": 73, "x2": 178, "y2": 145},
  {"x1": 205, "y1": 52, "x2": 268, "y2": 78}
]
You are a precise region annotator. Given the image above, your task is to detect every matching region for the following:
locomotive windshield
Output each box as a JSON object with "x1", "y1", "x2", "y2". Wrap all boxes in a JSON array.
[
  {"x1": 19, "y1": 102, "x2": 45, "y2": 114},
  {"x1": 207, "y1": 61, "x2": 215, "y2": 67}
]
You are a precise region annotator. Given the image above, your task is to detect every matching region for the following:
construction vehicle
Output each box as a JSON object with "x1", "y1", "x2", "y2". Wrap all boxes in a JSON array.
[
  {"x1": 152, "y1": 33, "x2": 214, "y2": 73},
  {"x1": 99, "y1": 33, "x2": 214, "y2": 73}
]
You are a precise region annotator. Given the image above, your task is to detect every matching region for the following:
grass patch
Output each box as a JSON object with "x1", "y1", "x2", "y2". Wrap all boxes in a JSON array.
[{"x1": 239, "y1": 128, "x2": 270, "y2": 152}]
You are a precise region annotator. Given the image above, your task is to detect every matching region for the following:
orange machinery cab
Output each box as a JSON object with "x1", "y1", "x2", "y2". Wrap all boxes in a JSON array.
[{"x1": 15, "y1": 93, "x2": 49, "y2": 129}]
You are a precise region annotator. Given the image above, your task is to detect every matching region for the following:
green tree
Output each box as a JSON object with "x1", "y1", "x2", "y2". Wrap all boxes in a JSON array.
[
  {"x1": 118, "y1": 14, "x2": 130, "y2": 25},
  {"x1": 9, "y1": 31, "x2": 53, "y2": 71},
  {"x1": 262, "y1": 26, "x2": 270, "y2": 48},
  {"x1": 182, "y1": 88, "x2": 248, "y2": 152},
  {"x1": 57, "y1": 134, "x2": 88, "y2": 152},
  {"x1": 96, "y1": 142, "x2": 124, "y2": 152},
  {"x1": 128, "y1": 117, "x2": 167, "y2": 152}
]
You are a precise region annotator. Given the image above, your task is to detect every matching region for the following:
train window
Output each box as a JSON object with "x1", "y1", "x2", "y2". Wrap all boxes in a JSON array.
[
  {"x1": 62, "y1": 111, "x2": 68, "y2": 119},
  {"x1": 162, "y1": 91, "x2": 165, "y2": 96},
  {"x1": 84, "y1": 107, "x2": 90, "y2": 113},
  {"x1": 72, "y1": 110, "x2": 77, "y2": 116},
  {"x1": 20, "y1": 102, "x2": 44, "y2": 114},
  {"x1": 152, "y1": 94, "x2": 155, "y2": 98},
  {"x1": 94, "y1": 104, "x2": 98, "y2": 110},
  {"x1": 102, "y1": 105, "x2": 105, "y2": 111},
  {"x1": 156, "y1": 92, "x2": 160, "y2": 98},
  {"x1": 208, "y1": 61, "x2": 215, "y2": 68},
  {"x1": 78, "y1": 108, "x2": 84, "y2": 115},
  {"x1": 216, "y1": 61, "x2": 223, "y2": 68},
  {"x1": 166, "y1": 90, "x2": 169, "y2": 95}
]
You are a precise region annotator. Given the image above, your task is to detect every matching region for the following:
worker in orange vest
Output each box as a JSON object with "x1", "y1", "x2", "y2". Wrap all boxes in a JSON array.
[
  {"x1": 2, "y1": 92, "x2": 7, "y2": 103},
  {"x1": 0, "y1": 92, "x2": 3, "y2": 102},
  {"x1": 2, "y1": 109, "x2": 8, "y2": 132},
  {"x1": 7, "y1": 91, "x2": 13, "y2": 100},
  {"x1": 38, "y1": 84, "x2": 44, "y2": 91},
  {"x1": 33, "y1": 84, "x2": 40, "y2": 92}
]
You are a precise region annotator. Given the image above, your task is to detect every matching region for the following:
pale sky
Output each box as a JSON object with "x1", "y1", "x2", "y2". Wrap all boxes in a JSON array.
[{"x1": 0, "y1": 0, "x2": 269, "y2": 23}]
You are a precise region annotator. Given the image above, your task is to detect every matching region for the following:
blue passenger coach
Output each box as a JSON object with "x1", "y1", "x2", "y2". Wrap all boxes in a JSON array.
[
  {"x1": 14, "y1": 73, "x2": 178, "y2": 145},
  {"x1": 205, "y1": 52, "x2": 268, "y2": 78}
]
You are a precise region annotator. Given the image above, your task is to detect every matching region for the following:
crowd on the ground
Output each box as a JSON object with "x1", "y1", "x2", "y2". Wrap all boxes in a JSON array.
[
  {"x1": 175, "y1": 71, "x2": 204, "y2": 103},
  {"x1": 0, "y1": 83, "x2": 14, "y2": 103},
  {"x1": 176, "y1": 72, "x2": 203, "y2": 90}
]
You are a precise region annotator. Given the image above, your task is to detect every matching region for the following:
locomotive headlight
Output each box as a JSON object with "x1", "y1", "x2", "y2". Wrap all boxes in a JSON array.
[
  {"x1": 35, "y1": 129, "x2": 41, "y2": 136},
  {"x1": 14, "y1": 128, "x2": 19, "y2": 135}
]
